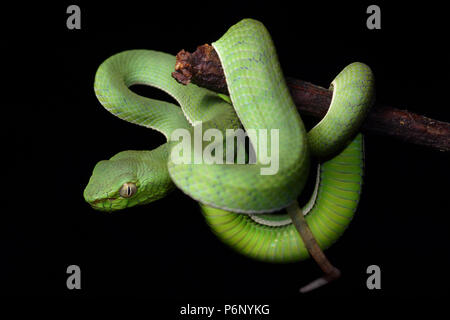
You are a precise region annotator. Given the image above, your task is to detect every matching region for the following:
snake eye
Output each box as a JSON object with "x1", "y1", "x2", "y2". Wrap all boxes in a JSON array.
[{"x1": 119, "y1": 182, "x2": 137, "y2": 198}]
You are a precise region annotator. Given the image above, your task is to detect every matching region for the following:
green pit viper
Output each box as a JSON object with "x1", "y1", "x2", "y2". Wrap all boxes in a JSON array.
[{"x1": 84, "y1": 19, "x2": 375, "y2": 263}]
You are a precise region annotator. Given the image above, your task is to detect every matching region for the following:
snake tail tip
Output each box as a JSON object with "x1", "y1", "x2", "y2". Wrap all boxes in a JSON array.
[{"x1": 299, "y1": 268, "x2": 341, "y2": 293}]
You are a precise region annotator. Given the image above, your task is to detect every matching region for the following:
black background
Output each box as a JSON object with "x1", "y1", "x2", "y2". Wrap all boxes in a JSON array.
[{"x1": 3, "y1": 0, "x2": 449, "y2": 310}]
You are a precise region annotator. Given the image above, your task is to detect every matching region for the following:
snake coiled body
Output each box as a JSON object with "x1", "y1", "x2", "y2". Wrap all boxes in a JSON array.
[
  {"x1": 84, "y1": 19, "x2": 374, "y2": 262},
  {"x1": 201, "y1": 134, "x2": 364, "y2": 262}
]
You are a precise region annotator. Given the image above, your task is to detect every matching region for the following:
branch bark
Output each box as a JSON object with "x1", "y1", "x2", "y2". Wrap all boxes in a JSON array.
[{"x1": 172, "y1": 45, "x2": 450, "y2": 152}]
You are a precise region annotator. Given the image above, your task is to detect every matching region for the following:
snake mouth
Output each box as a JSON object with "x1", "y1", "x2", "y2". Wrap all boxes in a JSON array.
[
  {"x1": 91, "y1": 197, "x2": 117, "y2": 205},
  {"x1": 90, "y1": 197, "x2": 118, "y2": 211}
]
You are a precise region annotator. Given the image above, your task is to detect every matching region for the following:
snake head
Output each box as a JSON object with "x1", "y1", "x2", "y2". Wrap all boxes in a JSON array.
[
  {"x1": 84, "y1": 149, "x2": 175, "y2": 212},
  {"x1": 83, "y1": 159, "x2": 141, "y2": 212}
]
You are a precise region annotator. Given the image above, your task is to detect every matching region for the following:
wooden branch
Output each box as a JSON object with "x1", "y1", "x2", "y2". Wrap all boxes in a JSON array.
[
  {"x1": 286, "y1": 78, "x2": 450, "y2": 152},
  {"x1": 172, "y1": 45, "x2": 450, "y2": 152}
]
